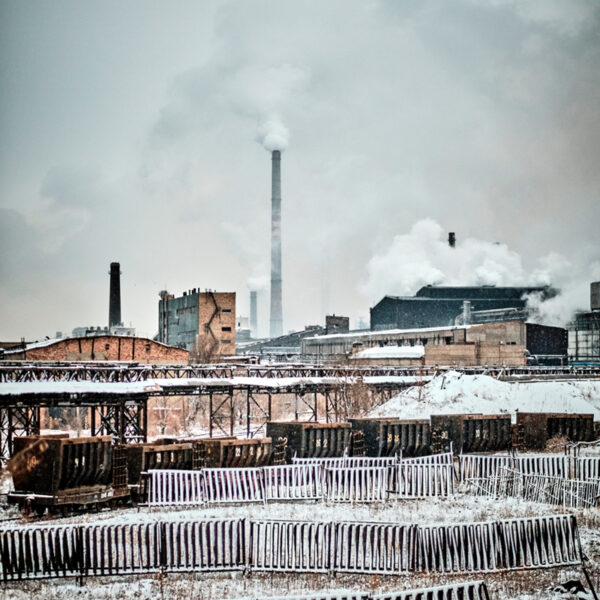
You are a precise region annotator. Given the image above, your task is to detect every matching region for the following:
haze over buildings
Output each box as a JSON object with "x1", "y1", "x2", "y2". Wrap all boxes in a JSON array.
[{"x1": 1, "y1": 1, "x2": 599, "y2": 340}]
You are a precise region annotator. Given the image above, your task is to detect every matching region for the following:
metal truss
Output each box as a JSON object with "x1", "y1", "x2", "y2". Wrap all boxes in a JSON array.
[{"x1": 1, "y1": 362, "x2": 599, "y2": 383}]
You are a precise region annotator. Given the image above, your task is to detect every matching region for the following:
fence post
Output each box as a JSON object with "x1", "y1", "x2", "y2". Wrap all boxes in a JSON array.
[
  {"x1": 159, "y1": 522, "x2": 167, "y2": 572},
  {"x1": 77, "y1": 526, "x2": 85, "y2": 586}
]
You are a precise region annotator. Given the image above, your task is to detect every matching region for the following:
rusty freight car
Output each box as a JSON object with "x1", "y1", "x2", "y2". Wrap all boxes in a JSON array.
[
  {"x1": 266, "y1": 421, "x2": 355, "y2": 462},
  {"x1": 349, "y1": 417, "x2": 431, "y2": 457},
  {"x1": 7, "y1": 434, "x2": 128, "y2": 514},
  {"x1": 516, "y1": 412, "x2": 595, "y2": 450},
  {"x1": 430, "y1": 414, "x2": 512, "y2": 454}
]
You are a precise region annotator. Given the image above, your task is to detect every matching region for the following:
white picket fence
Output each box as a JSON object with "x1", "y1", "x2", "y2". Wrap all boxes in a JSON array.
[{"x1": 148, "y1": 457, "x2": 456, "y2": 507}]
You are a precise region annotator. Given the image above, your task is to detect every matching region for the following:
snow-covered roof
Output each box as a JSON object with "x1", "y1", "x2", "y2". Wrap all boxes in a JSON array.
[
  {"x1": 353, "y1": 345, "x2": 425, "y2": 359},
  {"x1": 0, "y1": 375, "x2": 427, "y2": 397},
  {"x1": 304, "y1": 325, "x2": 470, "y2": 342},
  {"x1": 1, "y1": 335, "x2": 187, "y2": 356}
]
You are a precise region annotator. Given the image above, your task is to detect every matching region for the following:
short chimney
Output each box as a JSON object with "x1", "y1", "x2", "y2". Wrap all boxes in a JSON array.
[{"x1": 448, "y1": 232, "x2": 456, "y2": 248}]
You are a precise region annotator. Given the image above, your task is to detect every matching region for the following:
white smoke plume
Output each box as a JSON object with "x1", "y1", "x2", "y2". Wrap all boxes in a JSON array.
[
  {"x1": 257, "y1": 117, "x2": 289, "y2": 151},
  {"x1": 362, "y1": 219, "x2": 597, "y2": 326}
]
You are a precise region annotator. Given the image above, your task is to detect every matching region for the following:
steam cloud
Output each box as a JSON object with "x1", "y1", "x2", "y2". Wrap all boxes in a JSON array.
[
  {"x1": 362, "y1": 219, "x2": 599, "y2": 326},
  {"x1": 257, "y1": 117, "x2": 289, "y2": 152}
]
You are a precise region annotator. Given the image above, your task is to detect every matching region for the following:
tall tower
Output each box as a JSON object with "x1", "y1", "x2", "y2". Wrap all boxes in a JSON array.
[
  {"x1": 108, "y1": 262, "x2": 122, "y2": 328},
  {"x1": 270, "y1": 150, "x2": 283, "y2": 337},
  {"x1": 250, "y1": 290, "x2": 258, "y2": 338}
]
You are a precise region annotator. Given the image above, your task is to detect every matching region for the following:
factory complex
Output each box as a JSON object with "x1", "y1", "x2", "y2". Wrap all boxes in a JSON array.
[{"x1": 1, "y1": 148, "x2": 598, "y2": 367}]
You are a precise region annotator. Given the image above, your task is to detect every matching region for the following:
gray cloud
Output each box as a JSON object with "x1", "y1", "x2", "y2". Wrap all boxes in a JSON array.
[{"x1": 1, "y1": 0, "x2": 599, "y2": 339}]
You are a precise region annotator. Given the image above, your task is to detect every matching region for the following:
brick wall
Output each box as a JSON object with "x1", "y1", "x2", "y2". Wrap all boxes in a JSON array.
[
  {"x1": 197, "y1": 292, "x2": 236, "y2": 356},
  {"x1": 425, "y1": 342, "x2": 526, "y2": 366},
  {"x1": 22, "y1": 336, "x2": 189, "y2": 364}
]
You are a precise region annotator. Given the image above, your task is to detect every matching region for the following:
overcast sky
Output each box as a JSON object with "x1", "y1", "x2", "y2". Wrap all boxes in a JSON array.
[{"x1": 1, "y1": 0, "x2": 599, "y2": 340}]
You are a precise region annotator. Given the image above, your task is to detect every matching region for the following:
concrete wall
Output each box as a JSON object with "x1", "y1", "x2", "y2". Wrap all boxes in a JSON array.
[
  {"x1": 11, "y1": 336, "x2": 189, "y2": 364},
  {"x1": 425, "y1": 342, "x2": 526, "y2": 366},
  {"x1": 158, "y1": 290, "x2": 236, "y2": 356}
]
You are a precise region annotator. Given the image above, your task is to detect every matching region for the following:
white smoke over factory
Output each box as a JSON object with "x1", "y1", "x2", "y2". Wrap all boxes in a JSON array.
[{"x1": 362, "y1": 218, "x2": 600, "y2": 327}]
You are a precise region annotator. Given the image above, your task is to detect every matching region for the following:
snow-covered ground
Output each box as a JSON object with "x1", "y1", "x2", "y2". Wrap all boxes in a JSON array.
[
  {"x1": 369, "y1": 371, "x2": 600, "y2": 422},
  {"x1": 1, "y1": 493, "x2": 598, "y2": 600}
]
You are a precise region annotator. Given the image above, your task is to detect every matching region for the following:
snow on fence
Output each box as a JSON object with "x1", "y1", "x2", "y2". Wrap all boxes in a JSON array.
[
  {"x1": 519, "y1": 473, "x2": 600, "y2": 508},
  {"x1": 0, "y1": 515, "x2": 580, "y2": 581},
  {"x1": 323, "y1": 467, "x2": 391, "y2": 503},
  {"x1": 459, "y1": 454, "x2": 577, "y2": 482},
  {"x1": 292, "y1": 456, "x2": 399, "y2": 468},
  {"x1": 263, "y1": 464, "x2": 324, "y2": 501},
  {"x1": 574, "y1": 456, "x2": 600, "y2": 482},
  {"x1": 401, "y1": 452, "x2": 454, "y2": 466},
  {"x1": 148, "y1": 470, "x2": 204, "y2": 506},
  {"x1": 372, "y1": 580, "x2": 490, "y2": 600},
  {"x1": 414, "y1": 514, "x2": 580, "y2": 573},
  {"x1": 466, "y1": 468, "x2": 600, "y2": 509},
  {"x1": 148, "y1": 461, "x2": 455, "y2": 507},
  {"x1": 201, "y1": 468, "x2": 265, "y2": 504},
  {"x1": 393, "y1": 464, "x2": 455, "y2": 498},
  {"x1": 226, "y1": 581, "x2": 490, "y2": 600},
  {"x1": 247, "y1": 520, "x2": 416, "y2": 574}
]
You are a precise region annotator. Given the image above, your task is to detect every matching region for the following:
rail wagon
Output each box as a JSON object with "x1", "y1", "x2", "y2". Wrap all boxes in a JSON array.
[
  {"x1": 349, "y1": 418, "x2": 431, "y2": 457},
  {"x1": 7, "y1": 434, "x2": 128, "y2": 514},
  {"x1": 516, "y1": 412, "x2": 595, "y2": 450},
  {"x1": 430, "y1": 414, "x2": 512, "y2": 454},
  {"x1": 266, "y1": 421, "x2": 354, "y2": 462}
]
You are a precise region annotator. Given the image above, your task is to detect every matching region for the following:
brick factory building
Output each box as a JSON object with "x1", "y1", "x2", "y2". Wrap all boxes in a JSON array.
[
  {"x1": 1, "y1": 335, "x2": 189, "y2": 363},
  {"x1": 158, "y1": 289, "x2": 236, "y2": 358},
  {"x1": 301, "y1": 320, "x2": 567, "y2": 367}
]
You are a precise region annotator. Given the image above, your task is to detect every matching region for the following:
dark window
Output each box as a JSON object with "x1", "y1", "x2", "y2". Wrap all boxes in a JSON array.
[
  {"x1": 105, "y1": 344, "x2": 110, "y2": 350},
  {"x1": 222, "y1": 340, "x2": 231, "y2": 344},
  {"x1": 221, "y1": 326, "x2": 232, "y2": 332},
  {"x1": 222, "y1": 309, "x2": 232, "y2": 313}
]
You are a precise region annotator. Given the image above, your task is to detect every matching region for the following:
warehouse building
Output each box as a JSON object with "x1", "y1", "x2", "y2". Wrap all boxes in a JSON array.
[
  {"x1": 568, "y1": 282, "x2": 600, "y2": 364},
  {"x1": 0, "y1": 335, "x2": 189, "y2": 363},
  {"x1": 158, "y1": 289, "x2": 236, "y2": 358},
  {"x1": 371, "y1": 285, "x2": 555, "y2": 330},
  {"x1": 301, "y1": 320, "x2": 567, "y2": 366}
]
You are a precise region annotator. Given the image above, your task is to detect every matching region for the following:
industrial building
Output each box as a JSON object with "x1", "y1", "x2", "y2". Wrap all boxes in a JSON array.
[
  {"x1": 236, "y1": 315, "x2": 352, "y2": 358},
  {"x1": 0, "y1": 335, "x2": 189, "y2": 363},
  {"x1": 158, "y1": 289, "x2": 236, "y2": 357},
  {"x1": 371, "y1": 285, "x2": 555, "y2": 330},
  {"x1": 568, "y1": 282, "x2": 600, "y2": 364},
  {"x1": 301, "y1": 320, "x2": 567, "y2": 366}
]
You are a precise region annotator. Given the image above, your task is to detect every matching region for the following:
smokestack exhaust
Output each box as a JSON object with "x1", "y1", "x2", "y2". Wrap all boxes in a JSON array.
[
  {"x1": 270, "y1": 150, "x2": 283, "y2": 337},
  {"x1": 109, "y1": 262, "x2": 122, "y2": 328},
  {"x1": 448, "y1": 232, "x2": 456, "y2": 248}
]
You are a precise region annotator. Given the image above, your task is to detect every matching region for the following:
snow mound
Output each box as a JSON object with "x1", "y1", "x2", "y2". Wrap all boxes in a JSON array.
[{"x1": 369, "y1": 371, "x2": 600, "y2": 422}]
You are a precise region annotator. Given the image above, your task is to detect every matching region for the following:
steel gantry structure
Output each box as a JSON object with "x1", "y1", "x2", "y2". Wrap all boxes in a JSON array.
[
  {"x1": 1, "y1": 362, "x2": 600, "y2": 383},
  {"x1": 1, "y1": 361, "x2": 599, "y2": 462},
  {"x1": 0, "y1": 374, "x2": 412, "y2": 462}
]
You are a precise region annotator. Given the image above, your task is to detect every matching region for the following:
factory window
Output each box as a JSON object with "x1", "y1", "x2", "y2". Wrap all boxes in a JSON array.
[
  {"x1": 445, "y1": 336, "x2": 453, "y2": 344},
  {"x1": 222, "y1": 340, "x2": 231, "y2": 344},
  {"x1": 222, "y1": 309, "x2": 232, "y2": 313},
  {"x1": 145, "y1": 344, "x2": 151, "y2": 352},
  {"x1": 105, "y1": 344, "x2": 110, "y2": 351},
  {"x1": 222, "y1": 326, "x2": 232, "y2": 332}
]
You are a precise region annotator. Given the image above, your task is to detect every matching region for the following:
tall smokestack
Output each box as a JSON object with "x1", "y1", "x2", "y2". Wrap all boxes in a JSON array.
[
  {"x1": 270, "y1": 150, "x2": 283, "y2": 337},
  {"x1": 109, "y1": 262, "x2": 122, "y2": 328},
  {"x1": 250, "y1": 290, "x2": 258, "y2": 338},
  {"x1": 448, "y1": 232, "x2": 456, "y2": 248}
]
